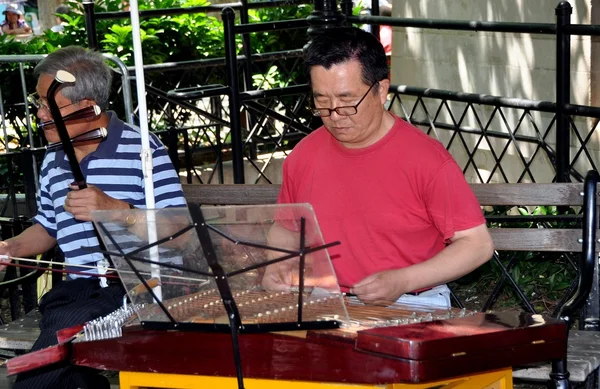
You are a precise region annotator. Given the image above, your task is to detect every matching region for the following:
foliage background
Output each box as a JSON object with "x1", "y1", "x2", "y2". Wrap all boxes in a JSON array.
[
  {"x1": 0, "y1": 0, "x2": 313, "y2": 146},
  {"x1": 0, "y1": 0, "x2": 313, "y2": 193}
]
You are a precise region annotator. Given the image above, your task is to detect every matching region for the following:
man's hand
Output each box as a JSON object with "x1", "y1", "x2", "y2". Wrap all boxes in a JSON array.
[
  {"x1": 351, "y1": 269, "x2": 407, "y2": 305},
  {"x1": 262, "y1": 261, "x2": 296, "y2": 292},
  {"x1": 0, "y1": 241, "x2": 13, "y2": 271},
  {"x1": 64, "y1": 184, "x2": 128, "y2": 221}
]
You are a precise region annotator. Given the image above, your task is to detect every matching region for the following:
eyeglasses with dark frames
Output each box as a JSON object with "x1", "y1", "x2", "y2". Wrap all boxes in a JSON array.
[{"x1": 310, "y1": 82, "x2": 377, "y2": 118}]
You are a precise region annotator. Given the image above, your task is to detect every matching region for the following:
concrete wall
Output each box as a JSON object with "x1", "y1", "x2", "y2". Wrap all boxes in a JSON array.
[{"x1": 389, "y1": 0, "x2": 600, "y2": 183}]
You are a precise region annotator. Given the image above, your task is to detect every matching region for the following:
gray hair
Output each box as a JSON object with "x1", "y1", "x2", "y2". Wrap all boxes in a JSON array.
[{"x1": 34, "y1": 46, "x2": 113, "y2": 110}]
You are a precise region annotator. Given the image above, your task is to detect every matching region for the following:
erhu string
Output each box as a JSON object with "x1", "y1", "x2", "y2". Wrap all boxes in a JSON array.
[{"x1": 0, "y1": 255, "x2": 209, "y2": 284}]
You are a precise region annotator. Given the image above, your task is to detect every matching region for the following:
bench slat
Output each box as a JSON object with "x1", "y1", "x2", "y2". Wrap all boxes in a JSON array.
[
  {"x1": 184, "y1": 183, "x2": 599, "y2": 207},
  {"x1": 490, "y1": 228, "x2": 586, "y2": 251},
  {"x1": 513, "y1": 330, "x2": 600, "y2": 382},
  {"x1": 471, "y1": 183, "x2": 598, "y2": 206},
  {"x1": 183, "y1": 184, "x2": 280, "y2": 205}
]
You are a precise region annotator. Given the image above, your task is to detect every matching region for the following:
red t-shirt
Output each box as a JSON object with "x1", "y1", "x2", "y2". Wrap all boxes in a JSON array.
[
  {"x1": 277, "y1": 116, "x2": 485, "y2": 290},
  {"x1": 380, "y1": 25, "x2": 392, "y2": 55}
]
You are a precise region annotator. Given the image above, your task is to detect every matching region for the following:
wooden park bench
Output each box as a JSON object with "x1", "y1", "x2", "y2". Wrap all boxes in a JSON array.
[{"x1": 0, "y1": 172, "x2": 598, "y2": 388}]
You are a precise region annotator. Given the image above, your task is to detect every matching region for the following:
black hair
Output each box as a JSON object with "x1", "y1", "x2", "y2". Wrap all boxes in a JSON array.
[{"x1": 304, "y1": 27, "x2": 389, "y2": 87}]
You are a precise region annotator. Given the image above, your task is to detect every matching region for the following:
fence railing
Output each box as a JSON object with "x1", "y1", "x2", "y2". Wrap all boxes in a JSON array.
[{"x1": 73, "y1": 0, "x2": 600, "y2": 186}]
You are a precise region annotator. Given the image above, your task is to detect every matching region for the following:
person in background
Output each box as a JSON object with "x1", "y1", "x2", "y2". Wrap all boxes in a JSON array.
[
  {"x1": 1, "y1": 3, "x2": 32, "y2": 36},
  {"x1": 51, "y1": 4, "x2": 69, "y2": 33},
  {"x1": 380, "y1": 4, "x2": 392, "y2": 56}
]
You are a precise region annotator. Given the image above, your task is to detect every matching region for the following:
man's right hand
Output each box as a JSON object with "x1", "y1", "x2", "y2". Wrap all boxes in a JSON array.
[
  {"x1": 0, "y1": 241, "x2": 13, "y2": 271},
  {"x1": 261, "y1": 261, "x2": 295, "y2": 291}
]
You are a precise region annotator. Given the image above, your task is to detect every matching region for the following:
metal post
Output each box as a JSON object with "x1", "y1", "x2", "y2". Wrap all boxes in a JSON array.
[
  {"x1": 83, "y1": 0, "x2": 99, "y2": 50},
  {"x1": 370, "y1": 0, "x2": 380, "y2": 38},
  {"x1": 0, "y1": 87, "x2": 8, "y2": 150},
  {"x1": 555, "y1": 1, "x2": 572, "y2": 183},
  {"x1": 19, "y1": 64, "x2": 39, "y2": 198},
  {"x1": 340, "y1": 0, "x2": 353, "y2": 19},
  {"x1": 307, "y1": 0, "x2": 346, "y2": 38},
  {"x1": 19, "y1": 150, "x2": 37, "y2": 217},
  {"x1": 212, "y1": 96, "x2": 225, "y2": 184},
  {"x1": 223, "y1": 7, "x2": 245, "y2": 184},
  {"x1": 105, "y1": 56, "x2": 135, "y2": 125},
  {"x1": 239, "y1": 0, "x2": 257, "y2": 161}
]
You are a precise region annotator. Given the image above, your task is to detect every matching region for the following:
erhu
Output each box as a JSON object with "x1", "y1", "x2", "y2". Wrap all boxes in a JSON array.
[
  {"x1": 46, "y1": 70, "x2": 97, "y2": 189},
  {"x1": 42, "y1": 104, "x2": 107, "y2": 150},
  {"x1": 44, "y1": 70, "x2": 115, "y2": 284}
]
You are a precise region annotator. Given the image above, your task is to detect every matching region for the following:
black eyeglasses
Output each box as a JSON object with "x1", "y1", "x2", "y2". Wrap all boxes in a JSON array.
[{"x1": 311, "y1": 82, "x2": 377, "y2": 118}]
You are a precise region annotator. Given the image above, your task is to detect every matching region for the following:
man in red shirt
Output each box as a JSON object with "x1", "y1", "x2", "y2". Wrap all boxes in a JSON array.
[{"x1": 266, "y1": 27, "x2": 493, "y2": 307}]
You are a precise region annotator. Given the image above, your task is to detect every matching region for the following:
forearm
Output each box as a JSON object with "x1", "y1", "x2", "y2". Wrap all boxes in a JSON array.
[
  {"x1": 3, "y1": 27, "x2": 29, "y2": 35},
  {"x1": 266, "y1": 222, "x2": 300, "y2": 259},
  {"x1": 400, "y1": 226, "x2": 494, "y2": 293},
  {"x1": 126, "y1": 209, "x2": 190, "y2": 248},
  {"x1": 4, "y1": 224, "x2": 57, "y2": 257}
]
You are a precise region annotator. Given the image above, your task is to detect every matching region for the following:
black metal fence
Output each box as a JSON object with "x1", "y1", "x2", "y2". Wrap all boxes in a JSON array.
[{"x1": 74, "y1": 0, "x2": 600, "y2": 186}]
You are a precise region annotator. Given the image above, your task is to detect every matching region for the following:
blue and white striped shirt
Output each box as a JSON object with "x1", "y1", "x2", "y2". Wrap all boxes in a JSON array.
[{"x1": 34, "y1": 112, "x2": 187, "y2": 276}]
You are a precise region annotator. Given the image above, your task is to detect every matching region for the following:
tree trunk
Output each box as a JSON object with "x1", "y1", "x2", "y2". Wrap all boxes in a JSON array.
[{"x1": 37, "y1": 0, "x2": 61, "y2": 32}]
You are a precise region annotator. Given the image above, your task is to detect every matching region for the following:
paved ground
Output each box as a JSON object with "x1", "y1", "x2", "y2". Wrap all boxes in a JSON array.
[
  {"x1": 0, "y1": 368, "x2": 13, "y2": 389},
  {"x1": 0, "y1": 367, "x2": 119, "y2": 389}
]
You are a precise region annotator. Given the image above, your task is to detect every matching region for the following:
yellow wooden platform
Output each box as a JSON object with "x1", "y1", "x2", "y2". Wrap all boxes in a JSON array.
[{"x1": 119, "y1": 368, "x2": 513, "y2": 389}]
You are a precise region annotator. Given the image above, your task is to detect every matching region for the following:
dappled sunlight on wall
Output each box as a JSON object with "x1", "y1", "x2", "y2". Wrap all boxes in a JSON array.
[{"x1": 388, "y1": 0, "x2": 598, "y2": 183}]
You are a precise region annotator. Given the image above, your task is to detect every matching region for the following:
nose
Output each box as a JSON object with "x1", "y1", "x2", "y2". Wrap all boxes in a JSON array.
[
  {"x1": 328, "y1": 110, "x2": 346, "y2": 122},
  {"x1": 36, "y1": 107, "x2": 51, "y2": 122}
]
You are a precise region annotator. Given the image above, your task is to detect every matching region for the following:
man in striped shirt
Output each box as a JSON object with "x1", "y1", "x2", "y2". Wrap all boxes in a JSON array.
[{"x1": 0, "y1": 46, "x2": 186, "y2": 389}]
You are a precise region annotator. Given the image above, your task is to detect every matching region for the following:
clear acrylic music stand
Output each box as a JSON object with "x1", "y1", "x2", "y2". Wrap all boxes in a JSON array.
[{"x1": 90, "y1": 203, "x2": 348, "y2": 333}]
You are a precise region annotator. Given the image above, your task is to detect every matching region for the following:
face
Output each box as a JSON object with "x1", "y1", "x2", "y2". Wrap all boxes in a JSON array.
[
  {"x1": 6, "y1": 11, "x2": 18, "y2": 23},
  {"x1": 310, "y1": 60, "x2": 390, "y2": 149},
  {"x1": 36, "y1": 73, "x2": 88, "y2": 144}
]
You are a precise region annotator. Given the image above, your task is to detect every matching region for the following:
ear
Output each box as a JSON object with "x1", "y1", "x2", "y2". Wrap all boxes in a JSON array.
[
  {"x1": 377, "y1": 79, "x2": 390, "y2": 105},
  {"x1": 79, "y1": 98, "x2": 98, "y2": 108}
]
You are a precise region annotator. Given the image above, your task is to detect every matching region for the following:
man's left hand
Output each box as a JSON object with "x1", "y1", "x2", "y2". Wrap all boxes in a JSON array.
[
  {"x1": 351, "y1": 269, "x2": 407, "y2": 305},
  {"x1": 64, "y1": 184, "x2": 126, "y2": 221}
]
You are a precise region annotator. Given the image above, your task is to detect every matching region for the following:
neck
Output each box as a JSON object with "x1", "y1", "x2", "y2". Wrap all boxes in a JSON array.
[{"x1": 342, "y1": 110, "x2": 396, "y2": 149}]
